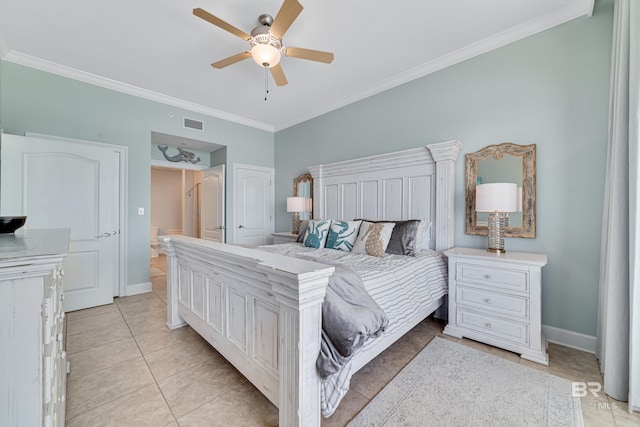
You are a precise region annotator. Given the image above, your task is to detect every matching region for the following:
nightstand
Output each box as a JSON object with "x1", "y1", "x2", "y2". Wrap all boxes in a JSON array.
[
  {"x1": 443, "y1": 247, "x2": 549, "y2": 365},
  {"x1": 271, "y1": 231, "x2": 298, "y2": 244}
]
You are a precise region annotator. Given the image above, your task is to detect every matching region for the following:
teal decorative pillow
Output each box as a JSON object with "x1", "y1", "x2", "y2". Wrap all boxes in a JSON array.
[
  {"x1": 303, "y1": 219, "x2": 332, "y2": 248},
  {"x1": 325, "y1": 220, "x2": 362, "y2": 251}
]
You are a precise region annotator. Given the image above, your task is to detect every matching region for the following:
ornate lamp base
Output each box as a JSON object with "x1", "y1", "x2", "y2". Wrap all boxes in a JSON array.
[
  {"x1": 487, "y1": 212, "x2": 509, "y2": 253},
  {"x1": 291, "y1": 212, "x2": 301, "y2": 235}
]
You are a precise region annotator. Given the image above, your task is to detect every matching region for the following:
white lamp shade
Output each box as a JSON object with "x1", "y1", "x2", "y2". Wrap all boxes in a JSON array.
[
  {"x1": 251, "y1": 44, "x2": 281, "y2": 68},
  {"x1": 476, "y1": 183, "x2": 518, "y2": 212},
  {"x1": 287, "y1": 196, "x2": 307, "y2": 213}
]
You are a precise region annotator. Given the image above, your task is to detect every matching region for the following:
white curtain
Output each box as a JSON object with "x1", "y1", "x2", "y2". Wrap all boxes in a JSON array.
[{"x1": 597, "y1": 0, "x2": 640, "y2": 413}]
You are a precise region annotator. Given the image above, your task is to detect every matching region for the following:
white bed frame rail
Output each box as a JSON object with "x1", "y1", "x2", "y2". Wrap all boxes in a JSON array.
[
  {"x1": 160, "y1": 140, "x2": 461, "y2": 427},
  {"x1": 162, "y1": 239, "x2": 334, "y2": 426}
]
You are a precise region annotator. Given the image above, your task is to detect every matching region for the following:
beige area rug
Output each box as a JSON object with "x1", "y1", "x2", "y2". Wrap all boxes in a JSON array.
[{"x1": 348, "y1": 337, "x2": 584, "y2": 427}]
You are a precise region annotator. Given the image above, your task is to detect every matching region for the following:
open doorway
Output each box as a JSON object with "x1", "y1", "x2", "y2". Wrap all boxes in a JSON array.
[
  {"x1": 149, "y1": 131, "x2": 226, "y2": 260},
  {"x1": 150, "y1": 165, "x2": 226, "y2": 254},
  {"x1": 150, "y1": 166, "x2": 196, "y2": 239}
]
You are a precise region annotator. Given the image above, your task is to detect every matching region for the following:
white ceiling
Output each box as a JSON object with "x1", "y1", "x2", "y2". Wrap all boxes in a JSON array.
[{"x1": 0, "y1": 0, "x2": 594, "y2": 132}]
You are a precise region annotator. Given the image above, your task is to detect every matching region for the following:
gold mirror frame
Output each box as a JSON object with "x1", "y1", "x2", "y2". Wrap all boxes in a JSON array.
[
  {"x1": 466, "y1": 143, "x2": 536, "y2": 238},
  {"x1": 293, "y1": 173, "x2": 313, "y2": 219}
]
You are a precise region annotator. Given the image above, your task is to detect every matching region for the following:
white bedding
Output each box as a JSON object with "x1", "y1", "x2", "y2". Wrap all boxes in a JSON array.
[{"x1": 259, "y1": 243, "x2": 449, "y2": 416}]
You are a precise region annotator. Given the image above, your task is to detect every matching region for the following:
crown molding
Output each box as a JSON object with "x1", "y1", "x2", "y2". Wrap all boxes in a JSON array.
[
  {"x1": 1, "y1": 0, "x2": 594, "y2": 134},
  {"x1": 584, "y1": 0, "x2": 596, "y2": 17},
  {"x1": 0, "y1": 51, "x2": 275, "y2": 133},
  {"x1": 274, "y1": 1, "x2": 592, "y2": 131}
]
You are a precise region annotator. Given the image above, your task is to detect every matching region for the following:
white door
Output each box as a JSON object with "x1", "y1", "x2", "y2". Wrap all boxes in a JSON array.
[
  {"x1": 234, "y1": 164, "x2": 274, "y2": 245},
  {"x1": 1, "y1": 134, "x2": 119, "y2": 312},
  {"x1": 200, "y1": 165, "x2": 225, "y2": 242}
]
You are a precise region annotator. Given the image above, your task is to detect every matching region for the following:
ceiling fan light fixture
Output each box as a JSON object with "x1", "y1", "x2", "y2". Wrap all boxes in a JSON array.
[
  {"x1": 194, "y1": 2, "x2": 334, "y2": 86},
  {"x1": 251, "y1": 43, "x2": 281, "y2": 68}
]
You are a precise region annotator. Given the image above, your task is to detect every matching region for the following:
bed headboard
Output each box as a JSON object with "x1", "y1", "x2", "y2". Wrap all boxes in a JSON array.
[{"x1": 307, "y1": 140, "x2": 462, "y2": 251}]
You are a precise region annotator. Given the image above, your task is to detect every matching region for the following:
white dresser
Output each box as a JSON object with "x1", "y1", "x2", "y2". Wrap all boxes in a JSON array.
[
  {"x1": 443, "y1": 247, "x2": 549, "y2": 365},
  {"x1": 0, "y1": 228, "x2": 70, "y2": 427}
]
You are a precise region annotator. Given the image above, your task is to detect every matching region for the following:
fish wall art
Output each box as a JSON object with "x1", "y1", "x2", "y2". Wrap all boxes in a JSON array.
[{"x1": 158, "y1": 145, "x2": 201, "y2": 164}]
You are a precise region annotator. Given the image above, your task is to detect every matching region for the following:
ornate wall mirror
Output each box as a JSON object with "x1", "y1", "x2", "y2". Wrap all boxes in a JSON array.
[
  {"x1": 293, "y1": 173, "x2": 313, "y2": 220},
  {"x1": 466, "y1": 143, "x2": 536, "y2": 238}
]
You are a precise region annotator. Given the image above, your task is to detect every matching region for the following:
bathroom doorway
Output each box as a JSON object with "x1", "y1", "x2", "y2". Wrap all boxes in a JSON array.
[
  {"x1": 151, "y1": 166, "x2": 195, "y2": 239},
  {"x1": 150, "y1": 164, "x2": 226, "y2": 256},
  {"x1": 149, "y1": 131, "x2": 226, "y2": 259}
]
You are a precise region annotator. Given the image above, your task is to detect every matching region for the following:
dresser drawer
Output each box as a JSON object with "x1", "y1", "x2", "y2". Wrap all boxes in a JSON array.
[
  {"x1": 456, "y1": 309, "x2": 529, "y2": 345},
  {"x1": 456, "y1": 263, "x2": 528, "y2": 293},
  {"x1": 457, "y1": 286, "x2": 529, "y2": 319}
]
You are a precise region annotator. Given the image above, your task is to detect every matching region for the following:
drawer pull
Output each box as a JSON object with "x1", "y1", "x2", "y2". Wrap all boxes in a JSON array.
[
  {"x1": 485, "y1": 322, "x2": 492, "y2": 329},
  {"x1": 485, "y1": 298, "x2": 493, "y2": 304},
  {"x1": 484, "y1": 274, "x2": 491, "y2": 279}
]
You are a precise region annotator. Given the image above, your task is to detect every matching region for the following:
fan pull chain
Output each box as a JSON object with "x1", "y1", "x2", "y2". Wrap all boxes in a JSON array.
[{"x1": 264, "y1": 67, "x2": 269, "y2": 101}]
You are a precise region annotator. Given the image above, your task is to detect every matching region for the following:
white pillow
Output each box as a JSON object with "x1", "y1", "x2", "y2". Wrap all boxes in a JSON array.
[
  {"x1": 417, "y1": 220, "x2": 433, "y2": 250},
  {"x1": 325, "y1": 220, "x2": 362, "y2": 251},
  {"x1": 352, "y1": 221, "x2": 396, "y2": 257},
  {"x1": 303, "y1": 219, "x2": 332, "y2": 248}
]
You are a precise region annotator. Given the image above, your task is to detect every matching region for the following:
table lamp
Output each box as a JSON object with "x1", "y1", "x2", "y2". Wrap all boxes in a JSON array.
[
  {"x1": 476, "y1": 183, "x2": 518, "y2": 253},
  {"x1": 287, "y1": 196, "x2": 308, "y2": 234}
]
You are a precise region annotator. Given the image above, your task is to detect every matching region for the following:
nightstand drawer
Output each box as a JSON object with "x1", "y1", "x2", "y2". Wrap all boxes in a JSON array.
[
  {"x1": 457, "y1": 286, "x2": 529, "y2": 318},
  {"x1": 457, "y1": 309, "x2": 529, "y2": 345},
  {"x1": 456, "y1": 263, "x2": 528, "y2": 292}
]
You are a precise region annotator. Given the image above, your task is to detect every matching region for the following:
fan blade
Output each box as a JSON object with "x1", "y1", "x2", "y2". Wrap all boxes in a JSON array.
[
  {"x1": 284, "y1": 47, "x2": 334, "y2": 64},
  {"x1": 193, "y1": 8, "x2": 251, "y2": 41},
  {"x1": 269, "y1": 0, "x2": 303, "y2": 39},
  {"x1": 211, "y1": 52, "x2": 252, "y2": 69},
  {"x1": 270, "y1": 64, "x2": 288, "y2": 86}
]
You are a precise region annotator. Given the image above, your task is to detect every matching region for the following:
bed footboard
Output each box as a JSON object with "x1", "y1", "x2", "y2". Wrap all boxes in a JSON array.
[{"x1": 160, "y1": 236, "x2": 334, "y2": 427}]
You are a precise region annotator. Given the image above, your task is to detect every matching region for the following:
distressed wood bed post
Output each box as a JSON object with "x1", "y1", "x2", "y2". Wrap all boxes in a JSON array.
[
  {"x1": 426, "y1": 140, "x2": 462, "y2": 251},
  {"x1": 161, "y1": 238, "x2": 187, "y2": 329},
  {"x1": 259, "y1": 265, "x2": 334, "y2": 427}
]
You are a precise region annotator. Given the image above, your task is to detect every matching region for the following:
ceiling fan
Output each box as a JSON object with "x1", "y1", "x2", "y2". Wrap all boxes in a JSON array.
[{"x1": 193, "y1": 0, "x2": 334, "y2": 87}]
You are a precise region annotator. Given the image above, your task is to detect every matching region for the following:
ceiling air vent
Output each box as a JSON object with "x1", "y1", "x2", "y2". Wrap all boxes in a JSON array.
[{"x1": 184, "y1": 117, "x2": 204, "y2": 131}]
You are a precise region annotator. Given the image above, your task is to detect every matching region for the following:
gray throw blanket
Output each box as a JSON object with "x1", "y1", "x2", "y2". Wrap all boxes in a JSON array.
[
  {"x1": 313, "y1": 261, "x2": 389, "y2": 378},
  {"x1": 255, "y1": 248, "x2": 388, "y2": 379}
]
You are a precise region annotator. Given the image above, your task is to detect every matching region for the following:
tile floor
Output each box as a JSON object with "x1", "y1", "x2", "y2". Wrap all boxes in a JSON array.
[{"x1": 63, "y1": 255, "x2": 639, "y2": 426}]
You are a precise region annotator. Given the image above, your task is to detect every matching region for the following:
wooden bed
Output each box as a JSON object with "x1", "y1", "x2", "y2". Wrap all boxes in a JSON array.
[{"x1": 159, "y1": 140, "x2": 461, "y2": 426}]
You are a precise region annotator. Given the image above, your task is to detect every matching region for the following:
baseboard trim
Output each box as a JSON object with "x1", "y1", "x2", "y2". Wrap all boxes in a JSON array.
[
  {"x1": 542, "y1": 325, "x2": 596, "y2": 354},
  {"x1": 126, "y1": 281, "x2": 152, "y2": 296}
]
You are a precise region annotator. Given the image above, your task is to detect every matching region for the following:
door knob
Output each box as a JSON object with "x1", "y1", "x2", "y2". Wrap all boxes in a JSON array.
[
  {"x1": 238, "y1": 225, "x2": 246, "y2": 229},
  {"x1": 97, "y1": 232, "x2": 111, "y2": 238}
]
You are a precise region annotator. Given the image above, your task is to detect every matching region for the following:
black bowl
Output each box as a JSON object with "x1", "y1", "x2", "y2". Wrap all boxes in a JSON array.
[{"x1": 0, "y1": 216, "x2": 27, "y2": 234}]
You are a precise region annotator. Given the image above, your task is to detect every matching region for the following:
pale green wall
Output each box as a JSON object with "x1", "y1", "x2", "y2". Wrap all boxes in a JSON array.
[
  {"x1": 0, "y1": 61, "x2": 274, "y2": 287},
  {"x1": 274, "y1": 0, "x2": 614, "y2": 336}
]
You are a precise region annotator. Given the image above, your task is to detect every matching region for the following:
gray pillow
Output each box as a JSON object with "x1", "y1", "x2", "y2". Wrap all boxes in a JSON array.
[
  {"x1": 355, "y1": 219, "x2": 421, "y2": 256},
  {"x1": 296, "y1": 220, "x2": 309, "y2": 242}
]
